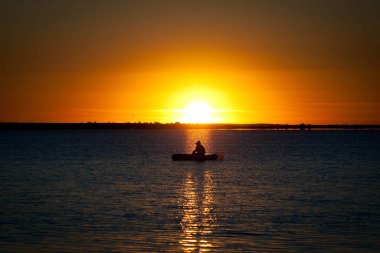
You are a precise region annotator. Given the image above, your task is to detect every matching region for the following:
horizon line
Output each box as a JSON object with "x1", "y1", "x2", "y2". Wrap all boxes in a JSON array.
[{"x1": 1, "y1": 122, "x2": 380, "y2": 130}]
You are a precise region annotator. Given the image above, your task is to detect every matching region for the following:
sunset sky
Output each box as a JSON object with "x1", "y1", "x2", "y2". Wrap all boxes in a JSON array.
[{"x1": 1, "y1": 0, "x2": 379, "y2": 124}]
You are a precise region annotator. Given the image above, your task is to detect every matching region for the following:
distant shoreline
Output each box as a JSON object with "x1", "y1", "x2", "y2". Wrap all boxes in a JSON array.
[{"x1": 1, "y1": 122, "x2": 379, "y2": 130}]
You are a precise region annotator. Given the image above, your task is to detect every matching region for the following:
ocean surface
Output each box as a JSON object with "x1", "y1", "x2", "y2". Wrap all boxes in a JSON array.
[{"x1": 1, "y1": 129, "x2": 379, "y2": 252}]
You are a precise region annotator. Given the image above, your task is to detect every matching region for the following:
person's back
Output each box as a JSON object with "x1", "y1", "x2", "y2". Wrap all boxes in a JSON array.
[
  {"x1": 195, "y1": 144, "x2": 205, "y2": 156},
  {"x1": 192, "y1": 141, "x2": 206, "y2": 158}
]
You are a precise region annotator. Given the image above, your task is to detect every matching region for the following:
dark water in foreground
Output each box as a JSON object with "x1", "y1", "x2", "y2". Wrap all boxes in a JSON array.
[{"x1": 1, "y1": 129, "x2": 380, "y2": 252}]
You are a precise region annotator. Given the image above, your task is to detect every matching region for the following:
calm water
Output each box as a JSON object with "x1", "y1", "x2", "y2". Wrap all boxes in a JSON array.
[{"x1": 1, "y1": 129, "x2": 380, "y2": 252}]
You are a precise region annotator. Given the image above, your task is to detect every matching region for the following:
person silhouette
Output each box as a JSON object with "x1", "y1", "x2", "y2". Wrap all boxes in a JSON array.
[{"x1": 192, "y1": 140, "x2": 206, "y2": 159}]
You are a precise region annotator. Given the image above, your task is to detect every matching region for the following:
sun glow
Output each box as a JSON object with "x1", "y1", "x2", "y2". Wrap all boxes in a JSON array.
[
  {"x1": 180, "y1": 101, "x2": 218, "y2": 123},
  {"x1": 165, "y1": 80, "x2": 238, "y2": 123}
]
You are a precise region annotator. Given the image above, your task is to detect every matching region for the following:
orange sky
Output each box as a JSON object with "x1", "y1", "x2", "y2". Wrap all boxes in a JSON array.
[{"x1": 1, "y1": 0, "x2": 379, "y2": 124}]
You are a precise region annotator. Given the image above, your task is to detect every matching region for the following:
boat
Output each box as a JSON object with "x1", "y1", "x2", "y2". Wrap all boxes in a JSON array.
[{"x1": 171, "y1": 152, "x2": 224, "y2": 161}]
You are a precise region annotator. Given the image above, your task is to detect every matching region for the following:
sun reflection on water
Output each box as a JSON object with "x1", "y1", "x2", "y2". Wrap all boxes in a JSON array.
[
  {"x1": 184, "y1": 129, "x2": 212, "y2": 153},
  {"x1": 179, "y1": 170, "x2": 216, "y2": 252}
]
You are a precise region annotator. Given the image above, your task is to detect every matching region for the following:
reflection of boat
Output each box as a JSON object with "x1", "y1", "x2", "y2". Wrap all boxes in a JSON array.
[{"x1": 172, "y1": 153, "x2": 224, "y2": 161}]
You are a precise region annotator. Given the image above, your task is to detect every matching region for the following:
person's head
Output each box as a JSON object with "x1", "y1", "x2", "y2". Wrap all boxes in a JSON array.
[{"x1": 196, "y1": 141, "x2": 201, "y2": 145}]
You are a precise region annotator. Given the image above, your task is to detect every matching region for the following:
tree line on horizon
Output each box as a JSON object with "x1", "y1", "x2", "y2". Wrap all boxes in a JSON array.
[{"x1": 0, "y1": 122, "x2": 379, "y2": 130}]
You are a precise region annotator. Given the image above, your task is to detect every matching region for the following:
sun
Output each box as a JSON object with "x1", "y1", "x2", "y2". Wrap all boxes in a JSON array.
[{"x1": 180, "y1": 101, "x2": 217, "y2": 123}]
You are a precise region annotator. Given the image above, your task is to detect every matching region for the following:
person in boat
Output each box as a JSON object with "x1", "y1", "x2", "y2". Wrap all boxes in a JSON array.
[{"x1": 192, "y1": 140, "x2": 206, "y2": 159}]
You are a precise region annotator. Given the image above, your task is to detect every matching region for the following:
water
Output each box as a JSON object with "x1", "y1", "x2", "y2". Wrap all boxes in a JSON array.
[{"x1": 1, "y1": 129, "x2": 379, "y2": 252}]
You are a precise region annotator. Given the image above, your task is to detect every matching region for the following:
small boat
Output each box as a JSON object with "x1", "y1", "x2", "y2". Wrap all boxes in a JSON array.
[{"x1": 171, "y1": 152, "x2": 224, "y2": 161}]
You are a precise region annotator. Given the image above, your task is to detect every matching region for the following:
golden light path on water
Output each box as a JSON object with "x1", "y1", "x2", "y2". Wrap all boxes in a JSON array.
[
  {"x1": 179, "y1": 170, "x2": 216, "y2": 252},
  {"x1": 178, "y1": 129, "x2": 216, "y2": 252}
]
